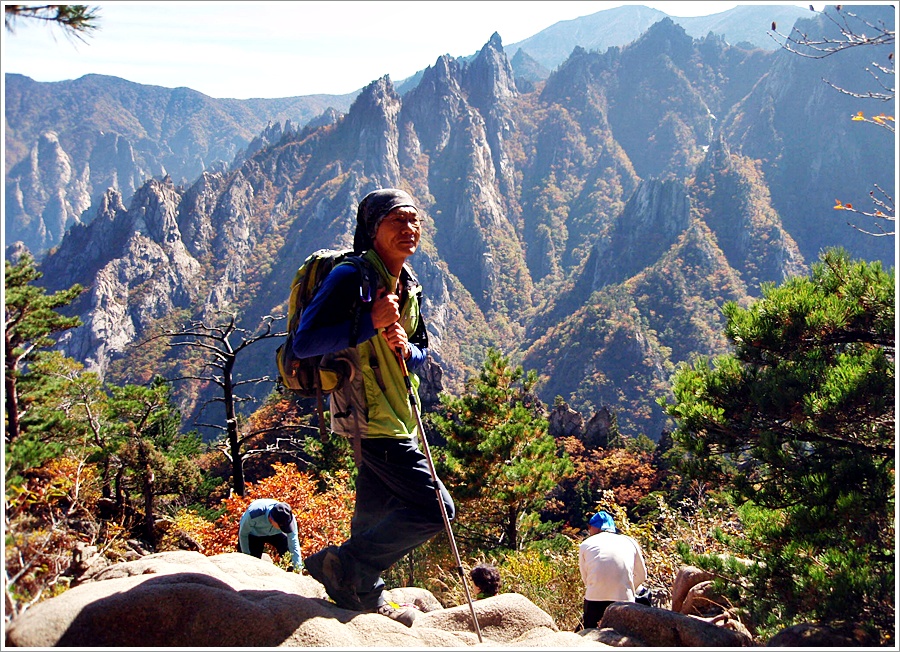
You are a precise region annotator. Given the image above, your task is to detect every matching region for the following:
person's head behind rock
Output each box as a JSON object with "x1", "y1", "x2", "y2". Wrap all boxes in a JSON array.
[{"x1": 470, "y1": 563, "x2": 501, "y2": 597}]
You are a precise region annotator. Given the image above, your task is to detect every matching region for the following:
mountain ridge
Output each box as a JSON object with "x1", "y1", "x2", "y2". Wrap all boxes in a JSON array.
[
  {"x1": 10, "y1": 6, "x2": 896, "y2": 439},
  {"x1": 6, "y1": 4, "x2": 813, "y2": 259}
]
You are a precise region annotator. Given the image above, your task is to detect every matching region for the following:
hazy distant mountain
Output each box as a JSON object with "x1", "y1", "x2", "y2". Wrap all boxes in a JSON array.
[
  {"x1": 504, "y1": 3, "x2": 810, "y2": 71},
  {"x1": 674, "y1": 4, "x2": 811, "y2": 48},
  {"x1": 29, "y1": 5, "x2": 894, "y2": 441}
]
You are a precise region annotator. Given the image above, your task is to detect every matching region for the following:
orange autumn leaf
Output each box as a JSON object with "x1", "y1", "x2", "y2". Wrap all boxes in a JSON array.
[{"x1": 191, "y1": 463, "x2": 354, "y2": 561}]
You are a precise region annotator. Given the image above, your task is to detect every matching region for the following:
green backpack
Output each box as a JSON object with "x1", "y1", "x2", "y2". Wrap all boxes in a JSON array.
[{"x1": 276, "y1": 248, "x2": 374, "y2": 399}]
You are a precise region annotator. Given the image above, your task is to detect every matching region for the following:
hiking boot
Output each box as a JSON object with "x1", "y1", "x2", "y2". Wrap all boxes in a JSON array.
[
  {"x1": 304, "y1": 545, "x2": 362, "y2": 611},
  {"x1": 372, "y1": 599, "x2": 419, "y2": 627}
]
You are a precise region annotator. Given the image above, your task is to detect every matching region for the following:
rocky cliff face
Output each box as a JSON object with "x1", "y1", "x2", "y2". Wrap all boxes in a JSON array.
[
  {"x1": 4, "y1": 73, "x2": 356, "y2": 259},
  {"x1": 6, "y1": 131, "x2": 95, "y2": 255},
  {"x1": 43, "y1": 180, "x2": 202, "y2": 377},
  {"x1": 692, "y1": 136, "x2": 807, "y2": 292},
  {"x1": 32, "y1": 9, "x2": 895, "y2": 439},
  {"x1": 584, "y1": 178, "x2": 692, "y2": 292}
]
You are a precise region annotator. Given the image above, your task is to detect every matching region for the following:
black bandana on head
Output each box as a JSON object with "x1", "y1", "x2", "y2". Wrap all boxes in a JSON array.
[{"x1": 353, "y1": 189, "x2": 418, "y2": 254}]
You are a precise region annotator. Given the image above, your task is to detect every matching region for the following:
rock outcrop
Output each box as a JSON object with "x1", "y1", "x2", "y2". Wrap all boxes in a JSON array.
[
  {"x1": 599, "y1": 602, "x2": 752, "y2": 647},
  {"x1": 548, "y1": 401, "x2": 584, "y2": 439},
  {"x1": 671, "y1": 565, "x2": 715, "y2": 613},
  {"x1": 766, "y1": 623, "x2": 870, "y2": 647},
  {"x1": 7, "y1": 551, "x2": 842, "y2": 647},
  {"x1": 4, "y1": 551, "x2": 603, "y2": 648}
]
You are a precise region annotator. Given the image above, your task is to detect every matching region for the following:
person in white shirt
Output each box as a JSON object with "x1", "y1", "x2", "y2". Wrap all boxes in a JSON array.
[{"x1": 577, "y1": 510, "x2": 647, "y2": 630}]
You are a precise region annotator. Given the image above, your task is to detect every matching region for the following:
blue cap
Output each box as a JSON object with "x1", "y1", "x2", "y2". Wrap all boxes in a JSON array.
[{"x1": 589, "y1": 510, "x2": 616, "y2": 532}]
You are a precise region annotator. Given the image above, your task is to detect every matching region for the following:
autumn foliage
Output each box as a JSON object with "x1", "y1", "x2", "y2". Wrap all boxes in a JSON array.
[
  {"x1": 564, "y1": 437, "x2": 658, "y2": 508},
  {"x1": 184, "y1": 463, "x2": 354, "y2": 562},
  {"x1": 5, "y1": 456, "x2": 110, "y2": 618}
]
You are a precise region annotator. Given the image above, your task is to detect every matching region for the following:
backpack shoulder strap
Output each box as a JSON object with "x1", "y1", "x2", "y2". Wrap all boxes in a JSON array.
[
  {"x1": 336, "y1": 255, "x2": 378, "y2": 347},
  {"x1": 347, "y1": 255, "x2": 379, "y2": 302},
  {"x1": 400, "y1": 262, "x2": 420, "y2": 290}
]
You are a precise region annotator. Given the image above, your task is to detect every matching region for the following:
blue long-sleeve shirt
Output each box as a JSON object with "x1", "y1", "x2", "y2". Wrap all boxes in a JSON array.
[
  {"x1": 238, "y1": 499, "x2": 304, "y2": 571},
  {"x1": 292, "y1": 251, "x2": 429, "y2": 440},
  {"x1": 292, "y1": 261, "x2": 427, "y2": 369}
]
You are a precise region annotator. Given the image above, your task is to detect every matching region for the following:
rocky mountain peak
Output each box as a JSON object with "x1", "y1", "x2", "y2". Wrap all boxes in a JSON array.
[
  {"x1": 237, "y1": 120, "x2": 298, "y2": 165},
  {"x1": 633, "y1": 16, "x2": 694, "y2": 60},
  {"x1": 463, "y1": 31, "x2": 517, "y2": 111},
  {"x1": 400, "y1": 54, "x2": 464, "y2": 153},
  {"x1": 509, "y1": 48, "x2": 549, "y2": 91},
  {"x1": 540, "y1": 46, "x2": 603, "y2": 105},
  {"x1": 306, "y1": 107, "x2": 343, "y2": 131},
  {"x1": 39, "y1": 187, "x2": 129, "y2": 291},
  {"x1": 412, "y1": 53, "x2": 464, "y2": 104},
  {"x1": 129, "y1": 177, "x2": 184, "y2": 244},
  {"x1": 338, "y1": 75, "x2": 403, "y2": 183}
]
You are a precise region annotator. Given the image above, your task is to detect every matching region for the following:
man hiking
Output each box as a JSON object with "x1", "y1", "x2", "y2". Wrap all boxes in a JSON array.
[
  {"x1": 293, "y1": 188, "x2": 455, "y2": 627},
  {"x1": 237, "y1": 499, "x2": 303, "y2": 572}
]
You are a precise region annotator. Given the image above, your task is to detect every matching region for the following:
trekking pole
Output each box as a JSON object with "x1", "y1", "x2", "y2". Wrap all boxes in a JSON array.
[{"x1": 395, "y1": 349, "x2": 483, "y2": 643}]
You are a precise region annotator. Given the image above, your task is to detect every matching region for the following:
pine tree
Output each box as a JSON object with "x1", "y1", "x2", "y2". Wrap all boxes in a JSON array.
[
  {"x1": 5, "y1": 254, "x2": 83, "y2": 442},
  {"x1": 661, "y1": 247, "x2": 894, "y2": 640},
  {"x1": 4, "y1": 4, "x2": 100, "y2": 41},
  {"x1": 431, "y1": 348, "x2": 574, "y2": 551},
  {"x1": 106, "y1": 376, "x2": 203, "y2": 546}
]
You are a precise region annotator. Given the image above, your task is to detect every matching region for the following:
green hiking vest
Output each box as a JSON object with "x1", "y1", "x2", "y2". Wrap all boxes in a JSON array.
[{"x1": 329, "y1": 249, "x2": 422, "y2": 440}]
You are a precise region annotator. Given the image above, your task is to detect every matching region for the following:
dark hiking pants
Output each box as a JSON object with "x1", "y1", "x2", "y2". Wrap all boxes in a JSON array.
[
  {"x1": 337, "y1": 436, "x2": 455, "y2": 610},
  {"x1": 239, "y1": 533, "x2": 289, "y2": 558},
  {"x1": 579, "y1": 599, "x2": 614, "y2": 630}
]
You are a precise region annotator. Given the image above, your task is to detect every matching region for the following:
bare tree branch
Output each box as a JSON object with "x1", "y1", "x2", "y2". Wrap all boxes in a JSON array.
[
  {"x1": 134, "y1": 310, "x2": 287, "y2": 495},
  {"x1": 769, "y1": 5, "x2": 895, "y2": 57},
  {"x1": 770, "y1": 5, "x2": 895, "y2": 237}
]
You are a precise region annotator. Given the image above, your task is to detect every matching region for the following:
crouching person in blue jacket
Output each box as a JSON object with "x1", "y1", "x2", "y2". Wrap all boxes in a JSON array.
[{"x1": 237, "y1": 499, "x2": 304, "y2": 572}]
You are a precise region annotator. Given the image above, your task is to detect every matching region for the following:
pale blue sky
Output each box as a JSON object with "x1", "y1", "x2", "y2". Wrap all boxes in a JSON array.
[{"x1": 2, "y1": 1, "x2": 817, "y2": 99}]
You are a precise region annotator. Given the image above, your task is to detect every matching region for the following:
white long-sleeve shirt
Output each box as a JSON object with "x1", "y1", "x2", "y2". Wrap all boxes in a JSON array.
[{"x1": 578, "y1": 531, "x2": 647, "y2": 602}]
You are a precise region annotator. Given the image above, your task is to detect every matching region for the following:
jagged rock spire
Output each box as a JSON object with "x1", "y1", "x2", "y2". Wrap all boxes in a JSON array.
[
  {"x1": 464, "y1": 31, "x2": 517, "y2": 111},
  {"x1": 338, "y1": 75, "x2": 403, "y2": 184}
]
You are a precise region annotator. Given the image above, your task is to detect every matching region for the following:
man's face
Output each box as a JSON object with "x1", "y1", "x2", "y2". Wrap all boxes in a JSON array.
[{"x1": 373, "y1": 206, "x2": 421, "y2": 261}]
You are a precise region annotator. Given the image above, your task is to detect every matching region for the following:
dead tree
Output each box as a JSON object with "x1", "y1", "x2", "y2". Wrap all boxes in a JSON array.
[{"x1": 143, "y1": 310, "x2": 285, "y2": 496}]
